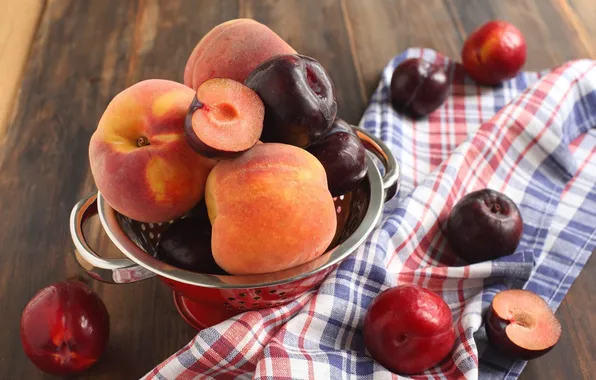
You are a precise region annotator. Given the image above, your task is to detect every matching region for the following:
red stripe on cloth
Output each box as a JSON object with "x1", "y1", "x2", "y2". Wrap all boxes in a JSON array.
[
  {"x1": 499, "y1": 64, "x2": 596, "y2": 192},
  {"x1": 180, "y1": 297, "x2": 312, "y2": 378},
  {"x1": 390, "y1": 165, "x2": 451, "y2": 270},
  {"x1": 297, "y1": 298, "x2": 317, "y2": 379},
  {"x1": 568, "y1": 133, "x2": 588, "y2": 154},
  {"x1": 563, "y1": 146, "x2": 596, "y2": 194}
]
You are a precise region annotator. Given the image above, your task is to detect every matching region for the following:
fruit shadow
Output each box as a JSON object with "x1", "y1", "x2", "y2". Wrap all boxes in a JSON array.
[
  {"x1": 448, "y1": 62, "x2": 505, "y2": 99},
  {"x1": 83, "y1": 343, "x2": 140, "y2": 379}
]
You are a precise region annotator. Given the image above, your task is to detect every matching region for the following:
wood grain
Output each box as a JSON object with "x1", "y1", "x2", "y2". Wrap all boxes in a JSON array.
[
  {"x1": 0, "y1": 0, "x2": 45, "y2": 137},
  {"x1": 0, "y1": 0, "x2": 595, "y2": 379}
]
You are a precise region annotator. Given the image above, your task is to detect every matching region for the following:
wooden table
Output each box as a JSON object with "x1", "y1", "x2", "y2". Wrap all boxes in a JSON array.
[{"x1": 1, "y1": 1, "x2": 595, "y2": 379}]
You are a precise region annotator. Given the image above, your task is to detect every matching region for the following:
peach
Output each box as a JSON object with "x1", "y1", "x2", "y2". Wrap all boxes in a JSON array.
[
  {"x1": 183, "y1": 19, "x2": 296, "y2": 90},
  {"x1": 205, "y1": 143, "x2": 337, "y2": 275},
  {"x1": 89, "y1": 79, "x2": 216, "y2": 223}
]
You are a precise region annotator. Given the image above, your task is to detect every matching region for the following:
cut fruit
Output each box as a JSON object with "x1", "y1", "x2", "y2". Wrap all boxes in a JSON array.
[
  {"x1": 486, "y1": 289, "x2": 561, "y2": 360},
  {"x1": 185, "y1": 78, "x2": 264, "y2": 158}
]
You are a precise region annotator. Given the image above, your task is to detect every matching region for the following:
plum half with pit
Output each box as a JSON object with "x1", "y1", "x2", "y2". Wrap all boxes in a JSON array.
[
  {"x1": 20, "y1": 280, "x2": 110, "y2": 376},
  {"x1": 156, "y1": 217, "x2": 226, "y2": 275},
  {"x1": 363, "y1": 284, "x2": 456, "y2": 375},
  {"x1": 245, "y1": 54, "x2": 337, "y2": 148},
  {"x1": 446, "y1": 188, "x2": 523, "y2": 264},
  {"x1": 390, "y1": 58, "x2": 450, "y2": 118},
  {"x1": 306, "y1": 118, "x2": 367, "y2": 197},
  {"x1": 185, "y1": 78, "x2": 264, "y2": 158},
  {"x1": 486, "y1": 289, "x2": 561, "y2": 360}
]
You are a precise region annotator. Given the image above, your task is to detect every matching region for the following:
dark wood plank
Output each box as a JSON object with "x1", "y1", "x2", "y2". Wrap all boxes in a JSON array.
[
  {"x1": 2, "y1": 0, "x2": 596, "y2": 379},
  {"x1": 342, "y1": 0, "x2": 463, "y2": 102},
  {"x1": 0, "y1": 1, "x2": 238, "y2": 379},
  {"x1": 0, "y1": 0, "x2": 45, "y2": 135}
]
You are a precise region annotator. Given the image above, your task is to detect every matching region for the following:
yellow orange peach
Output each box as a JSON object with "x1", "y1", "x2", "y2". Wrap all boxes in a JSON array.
[
  {"x1": 205, "y1": 143, "x2": 337, "y2": 275},
  {"x1": 89, "y1": 79, "x2": 216, "y2": 223},
  {"x1": 183, "y1": 19, "x2": 296, "y2": 89}
]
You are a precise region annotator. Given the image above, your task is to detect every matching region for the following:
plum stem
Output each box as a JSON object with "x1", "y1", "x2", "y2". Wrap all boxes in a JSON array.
[
  {"x1": 490, "y1": 203, "x2": 501, "y2": 213},
  {"x1": 137, "y1": 136, "x2": 150, "y2": 147}
]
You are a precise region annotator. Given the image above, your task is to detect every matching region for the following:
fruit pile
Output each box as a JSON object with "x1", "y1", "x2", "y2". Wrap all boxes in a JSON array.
[
  {"x1": 88, "y1": 19, "x2": 369, "y2": 276},
  {"x1": 19, "y1": 18, "x2": 562, "y2": 378},
  {"x1": 362, "y1": 20, "x2": 561, "y2": 375}
]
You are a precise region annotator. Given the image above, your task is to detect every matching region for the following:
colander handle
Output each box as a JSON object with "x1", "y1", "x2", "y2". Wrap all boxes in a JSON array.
[
  {"x1": 69, "y1": 192, "x2": 156, "y2": 284},
  {"x1": 353, "y1": 126, "x2": 400, "y2": 202}
]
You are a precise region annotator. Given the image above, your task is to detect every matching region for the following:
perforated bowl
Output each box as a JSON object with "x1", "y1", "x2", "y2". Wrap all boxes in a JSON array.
[{"x1": 70, "y1": 126, "x2": 399, "y2": 329}]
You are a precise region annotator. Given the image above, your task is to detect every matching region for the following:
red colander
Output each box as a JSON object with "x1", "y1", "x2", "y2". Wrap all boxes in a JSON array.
[{"x1": 69, "y1": 126, "x2": 399, "y2": 330}]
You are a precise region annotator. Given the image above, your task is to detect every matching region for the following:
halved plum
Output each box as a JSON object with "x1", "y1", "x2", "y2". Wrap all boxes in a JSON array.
[
  {"x1": 486, "y1": 289, "x2": 561, "y2": 360},
  {"x1": 185, "y1": 78, "x2": 264, "y2": 158}
]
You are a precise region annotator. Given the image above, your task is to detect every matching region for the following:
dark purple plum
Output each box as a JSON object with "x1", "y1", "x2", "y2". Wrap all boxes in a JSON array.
[
  {"x1": 446, "y1": 189, "x2": 523, "y2": 263},
  {"x1": 486, "y1": 289, "x2": 561, "y2": 360},
  {"x1": 390, "y1": 58, "x2": 450, "y2": 118},
  {"x1": 245, "y1": 54, "x2": 337, "y2": 148},
  {"x1": 306, "y1": 118, "x2": 367, "y2": 197},
  {"x1": 185, "y1": 78, "x2": 264, "y2": 158},
  {"x1": 156, "y1": 217, "x2": 227, "y2": 274}
]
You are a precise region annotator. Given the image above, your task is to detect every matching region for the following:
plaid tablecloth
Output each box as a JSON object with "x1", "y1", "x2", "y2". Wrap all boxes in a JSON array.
[{"x1": 143, "y1": 48, "x2": 596, "y2": 380}]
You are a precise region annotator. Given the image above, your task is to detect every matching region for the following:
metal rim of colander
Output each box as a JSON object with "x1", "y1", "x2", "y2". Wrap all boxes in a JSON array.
[{"x1": 96, "y1": 153, "x2": 386, "y2": 289}]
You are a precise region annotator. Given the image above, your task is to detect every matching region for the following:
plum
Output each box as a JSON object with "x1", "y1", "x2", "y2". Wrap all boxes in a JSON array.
[
  {"x1": 390, "y1": 58, "x2": 450, "y2": 118},
  {"x1": 306, "y1": 118, "x2": 367, "y2": 197},
  {"x1": 462, "y1": 21, "x2": 527, "y2": 86},
  {"x1": 446, "y1": 189, "x2": 523, "y2": 264},
  {"x1": 486, "y1": 289, "x2": 561, "y2": 360},
  {"x1": 363, "y1": 284, "x2": 456, "y2": 375},
  {"x1": 245, "y1": 54, "x2": 337, "y2": 148},
  {"x1": 20, "y1": 280, "x2": 110, "y2": 376},
  {"x1": 156, "y1": 217, "x2": 226, "y2": 274},
  {"x1": 185, "y1": 78, "x2": 264, "y2": 158}
]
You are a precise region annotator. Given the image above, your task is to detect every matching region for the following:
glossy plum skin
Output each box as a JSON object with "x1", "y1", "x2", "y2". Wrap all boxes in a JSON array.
[
  {"x1": 156, "y1": 217, "x2": 227, "y2": 274},
  {"x1": 446, "y1": 189, "x2": 523, "y2": 264},
  {"x1": 390, "y1": 58, "x2": 450, "y2": 118},
  {"x1": 245, "y1": 54, "x2": 337, "y2": 148},
  {"x1": 306, "y1": 118, "x2": 367, "y2": 197},
  {"x1": 20, "y1": 280, "x2": 110, "y2": 376},
  {"x1": 462, "y1": 21, "x2": 527, "y2": 86},
  {"x1": 363, "y1": 285, "x2": 456, "y2": 375}
]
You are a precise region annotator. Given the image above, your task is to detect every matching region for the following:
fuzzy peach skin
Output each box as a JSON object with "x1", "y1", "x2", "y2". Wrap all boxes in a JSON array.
[
  {"x1": 89, "y1": 79, "x2": 216, "y2": 223},
  {"x1": 205, "y1": 143, "x2": 337, "y2": 275},
  {"x1": 183, "y1": 19, "x2": 296, "y2": 90}
]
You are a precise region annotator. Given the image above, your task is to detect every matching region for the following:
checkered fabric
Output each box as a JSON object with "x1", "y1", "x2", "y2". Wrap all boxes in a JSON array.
[{"x1": 143, "y1": 48, "x2": 596, "y2": 380}]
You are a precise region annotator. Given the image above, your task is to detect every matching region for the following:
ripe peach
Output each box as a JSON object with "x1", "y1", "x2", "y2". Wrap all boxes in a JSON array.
[
  {"x1": 183, "y1": 19, "x2": 296, "y2": 90},
  {"x1": 462, "y1": 20, "x2": 527, "y2": 86},
  {"x1": 89, "y1": 79, "x2": 216, "y2": 223},
  {"x1": 205, "y1": 143, "x2": 337, "y2": 275}
]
